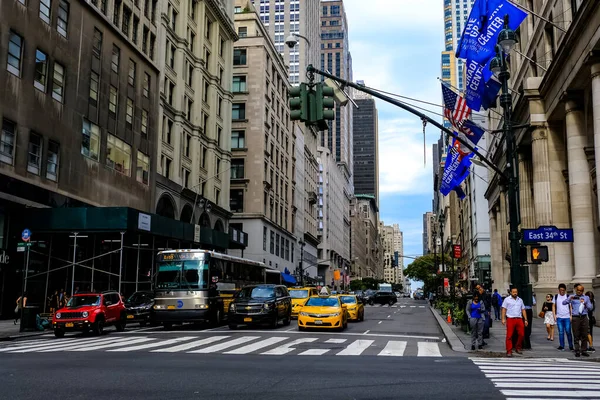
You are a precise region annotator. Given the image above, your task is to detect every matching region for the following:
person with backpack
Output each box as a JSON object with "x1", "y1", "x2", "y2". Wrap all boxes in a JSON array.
[
  {"x1": 492, "y1": 289, "x2": 502, "y2": 321},
  {"x1": 552, "y1": 283, "x2": 574, "y2": 351},
  {"x1": 466, "y1": 292, "x2": 486, "y2": 350}
]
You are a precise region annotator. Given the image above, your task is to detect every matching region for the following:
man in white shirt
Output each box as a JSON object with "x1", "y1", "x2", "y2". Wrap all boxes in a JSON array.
[
  {"x1": 552, "y1": 283, "x2": 574, "y2": 351},
  {"x1": 502, "y1": 287, "x2": 528, "y2": 357}
]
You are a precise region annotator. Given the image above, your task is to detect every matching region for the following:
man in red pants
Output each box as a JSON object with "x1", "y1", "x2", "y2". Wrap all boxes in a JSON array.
[{"x1": 501, "y1": 287, "x2": 528, "y2": 357}]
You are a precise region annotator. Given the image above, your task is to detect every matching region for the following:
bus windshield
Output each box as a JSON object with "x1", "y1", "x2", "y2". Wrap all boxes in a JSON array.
[{"x1": 156, "y1": 260, "x2": 209, "y2": 290}]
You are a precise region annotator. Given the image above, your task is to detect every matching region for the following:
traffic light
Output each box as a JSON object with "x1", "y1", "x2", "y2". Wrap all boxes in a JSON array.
[
  {"x1": 530, "y1": 245, "x2": 549, "y2": 263},
  {"x1": 314, "y1": 83, "x2": 335, "y2": 130},
  {"x1": 289, "y1": 83, "x2": 309, "y2": 122}
]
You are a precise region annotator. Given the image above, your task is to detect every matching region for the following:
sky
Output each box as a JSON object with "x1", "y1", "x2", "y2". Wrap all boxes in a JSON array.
[{"x1": 344, "y1": 0, "x2": 444, "y2": 268}]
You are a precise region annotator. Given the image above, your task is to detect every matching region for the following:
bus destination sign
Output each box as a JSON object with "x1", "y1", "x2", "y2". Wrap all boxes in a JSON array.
[{"x1": 157, "y1": 252, "x2": 202, "y2": 262}]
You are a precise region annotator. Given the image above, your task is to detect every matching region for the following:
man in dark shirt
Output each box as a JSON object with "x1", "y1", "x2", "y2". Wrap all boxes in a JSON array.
[{"x1": 476, "y1": 284, "x2": 492, "y2": 343}]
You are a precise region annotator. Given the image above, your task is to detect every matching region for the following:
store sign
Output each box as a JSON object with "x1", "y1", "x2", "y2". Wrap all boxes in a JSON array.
[
  {"x1": 194, "y1": 225, "x2": 201, "y2": 243},
  {"x1": 138, "y1": 213, "x2": 151, "y2": 231},
  {"x1": 453, "y1": 244, "x2": 462, "y2": 259},
  {"x1": 0, "y1": 250, "x2": 9, "y2": 264}
]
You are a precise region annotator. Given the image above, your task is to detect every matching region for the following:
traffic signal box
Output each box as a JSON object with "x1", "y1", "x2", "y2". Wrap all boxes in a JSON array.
[
  {"x1": 288, "y1": 83, "x2": 335, "y2": 130},
  {"x1": 530, "y1": 245, "x2": 549, "y2": 263},
  {"x1": 289, "y1": 83, "x2": 309, "y2": 122}
]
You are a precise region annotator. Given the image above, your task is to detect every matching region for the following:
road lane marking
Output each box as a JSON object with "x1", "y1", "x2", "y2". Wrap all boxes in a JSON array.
[
  {"x1": 188, "y1": 336, "x2": 260, "y2": 353},
  {"x1": 152, "y1": 336, "x2": 230, "y2": 352},
  {"x1": 387, "y1": 315, "x2": 391, "y2": 318},
  {"x1": 224, "y1": 337, "x2": 289, "y2": 354},
  {"x1": 417, "y1": 342, "x2": 441, "y2": 357},
  {"x1": 71, "y1": 338, "x2": 153, "y2": 351},
  {"x1": 410, "y1": 306, "x2": 416, "y2": 308},
  {"x1": 362, "y1": 330, "x2": 370, "y2": 335},
  {"x1": 378, "y1": 321, "x2": 382, "y2": 324},
  {"x1": 502, "y1": 391, "x2": 600, "y2": 398},
  {"x1": 378, "y1": 341, "x2": 407, "y2": 356},
  {"x1": 419, "y1": 306, "x2": 425, "y2": 308},
  {"x1": 325, "y1": 338, "x2": 347, "y2": 343},
  {"x1": 262, "y1": 338, "x2": 318, "y2": 355},
  {"x1": 391, "y1": 305, "x2": 398, "y2": 308},
  {"x1": 400, "y1": 306, "x2": 406, "y2": 308},
  {"x1": 108, "y1": 336, "x2": 197, "y2": 352},
  {"x1": 336, "y1": 340, "x2": 374, "y2": 356},
  {"x1": 13, "y1": 337, "x2": 126, "y2": 353},
  {"x1": 298, "y1": 348, "x2": 330, "y2": 355},
  {"x1": 0, "y1": 338, "x2": 73, "y2": 352}
]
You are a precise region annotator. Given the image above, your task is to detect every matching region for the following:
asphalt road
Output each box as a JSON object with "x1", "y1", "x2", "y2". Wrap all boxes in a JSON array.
[{"x1": 3, "y1": 298, "x2": 597, "y2": 399}]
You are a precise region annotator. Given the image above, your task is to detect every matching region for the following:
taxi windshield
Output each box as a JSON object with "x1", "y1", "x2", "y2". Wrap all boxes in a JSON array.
[
  {"x1": 67, "y1": 295, "x2": 100, "y2": 307},
  {"x1": 340, "y1": 296, "x2": 357, "y2": 304},
  {"x1": 289, "y1": 290, "x2": 309, "y2": 299},
  {"x1": 305, "y1": 297, "x2": 339, "y2": 307}
]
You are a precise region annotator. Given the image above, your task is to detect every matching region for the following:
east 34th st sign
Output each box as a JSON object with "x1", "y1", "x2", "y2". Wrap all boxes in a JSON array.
[{"x1": 522, "y1": 226, "x2": 574, "y2": 243}]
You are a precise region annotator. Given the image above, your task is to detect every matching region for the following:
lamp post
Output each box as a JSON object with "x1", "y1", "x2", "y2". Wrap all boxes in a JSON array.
[
  {"x1": 489, "y1": 15, "x2": 530, "y2": 306},
  {"x1": 438, "y1": 210, "x2": 446, "y2": 276},
  {"x1": 298, "y1": 240, "x2": 305, "y2": 286}
]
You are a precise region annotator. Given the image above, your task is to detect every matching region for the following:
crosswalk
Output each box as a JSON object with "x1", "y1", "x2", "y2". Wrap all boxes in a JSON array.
[
  {"x1": 0, "y1": 334, "x2": 444, "y2": 357},
  {"x1": 471, "y1": 357, "x2": 600, "y2": 399},
  {"x1": 365, "y1": 304, "x2": 426, "y2": 308}
]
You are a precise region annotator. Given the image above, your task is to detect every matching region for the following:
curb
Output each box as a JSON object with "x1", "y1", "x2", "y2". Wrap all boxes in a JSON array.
[
  {"x1": 429, "y1": 306, "x2": 468, "y2": 353},
  {"x1": 0, "y1": 330, "x2": 48, "y2": 342}
]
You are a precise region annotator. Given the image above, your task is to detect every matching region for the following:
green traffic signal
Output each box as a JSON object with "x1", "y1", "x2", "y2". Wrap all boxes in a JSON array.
[
  {"x1": 315, "y1": 83, "x2": 335, "y2": 122},
  {"x1": 289, "y1": 83, "x2": 308, "y2": 122}
]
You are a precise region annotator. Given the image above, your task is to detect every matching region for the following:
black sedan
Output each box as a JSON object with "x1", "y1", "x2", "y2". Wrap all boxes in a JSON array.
[{"x1": 125, "y1": 291, "x2": 155, "y2": 326}]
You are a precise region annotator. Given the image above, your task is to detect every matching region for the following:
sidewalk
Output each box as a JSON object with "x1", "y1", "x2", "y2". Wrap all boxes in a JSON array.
[
  {"x1": 431, "y1": 307, "x2": 600, "y2": 359},
  {"x1": 0, "y1": 319, "x2": 49, "y2": 341}
]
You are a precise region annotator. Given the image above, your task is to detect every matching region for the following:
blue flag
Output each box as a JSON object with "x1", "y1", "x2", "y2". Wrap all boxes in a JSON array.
[
  {"x1": 440, "y1": 138, "x2": 474, "y2": 199},
  {"x1": 481, "y1": 78, "x2": 502, "y2": 110},
  {"x1": 460, "y1": 120, "x2": 485, "y2": 146},
  {"x1": 456, "y1": 0, "x2": 527, "y2": 65},
  {"x1": 464, "y1": 58, "x2": 501, "y2": 111}
]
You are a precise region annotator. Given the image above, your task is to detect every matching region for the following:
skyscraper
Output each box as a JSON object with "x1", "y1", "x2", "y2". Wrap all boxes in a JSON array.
[{"x1": 353, "y1": 87, "x2": 379, "y2": 204}]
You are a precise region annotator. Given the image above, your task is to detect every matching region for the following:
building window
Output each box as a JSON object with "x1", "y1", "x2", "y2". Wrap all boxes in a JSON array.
[
  {"x1": 163, "y1": 156, "x2": 172, "y2": 178},
  {"x1": 232, "y1": 103, "x2": 245, "y2": 120},
  {"x1": 27, "y1": 133, "x2": 43, "y2": 175},
  {"x1": 184, "y1": 134, "x2": 191, "y2": 157},
  {"x1": 230, "y1": 189, "x2": 244, "y2": 213},
  {"x1": 215, "y1": 189, "x2": 220, "y2": 204},
  {"x1": 122, "y1": 6, "x2": 131, "y2": 36},
  {"x1": 46, "y1": 140, "x2": 60, "y2": 181},
  {"x1": 234, "y1": 6, "x2": 242, "y2": 13},
  {"x1": 263, "y1": 227, "x2": 267, "y2": 251},
  {"x1": 231, "y1": 130, "x2": 245, "y2": 149},
  {"x1": 141, "y1": 110, "x2": 148, "y2": 137},
  {"x1": 238, "y1": 26, "x2": 247, "y2": 37},
  {"x1": 143, "y1": 72, "x2": 150, "y2": 97},
  {"x1": 34, "y1": 49, "x2": 48, "y2": 91},
  {"x1": 231, "y1": 158, "x2": 244, "y2": 179},
  {"x1": 82, "y1": 119, "x2": 100, "y2": 160},
  {"x1": 233, "y1": 49, "x2": 246, "y2": 65},
  {"x1": 275, "y1": 233, "x2": 280, "y2": 256},
  {"x1": 0, "y1": 119, "x2": 16, "y2": 165},
  {"x1": 171, "y1": 8, "x2": 177, "y2": 31},
  {"x1": 168, "y1": 42, "x2": 175, "y2": 68},
  {"x1": 7, "y1": 31, "x2": 23, "y2": 77},
  {"x1": 182, "y1": 168, "x2": 190, "y2": 188},
  {"x1": 164, "y1": 118, "x2": 172, "y2": 143},
  {"x1": 217, "y1": 97, "x2": 222, "y2": 116},
  {"x1": 92, "y1": 28, "x2": 103, "y2": 59},
  {"x1": 128, "y1": 59, "x2": 136, "y2": 86},
  {"x1": 203, "y1": 80, "x2": 209, "y2": 102},
  {"x1": 202, "y1": 147, "x2": 207, "y2": 168},
  {"x1": 136, "y1": 151, "x2": 149, "y2": 184},
  {"x1": 106, "y1": 134, "x2": 131, "y2": 175},
  {"x1": 57, "y1": 0, "x2": 69, "y2": 37},
  {"x1": 126, "y1": 98, "x2": 134, "y2": 127},
  {"x1": 270, "y1": 230, "x2": 275, "y2": 254},
  {"x1": 112, "y1": 45, "x2": 120, "y2": 73},
  {"x1": 186, "y1": 97, "x2": 193, "y2": 121},
  {"x1": 109, "y1": 86, "x2": 118, "y2": 115},
  {"x1": 40, "y1": 0, "x2": 51, "y2": 24},
  {"x1": 89, "y1": 71, "x2": 99, "y2": 104},
  {"x1": 132, "y1": 16, "x2": 139, "y2": 44},
  {"x1": 232, "y1": 76, "x2": 246, "y2": 92},
  {"x1": 52, "y1": 62, "x2": 65, "y2": 103},
  {"x1": 168, "y1": 81, "x2": 175, "y2": 105},
  {"x1": 113, "y1": 0, "x2": 121, "y2": 25},
  {"x1": 187, "y1": 63, "x2": 193, "y2": 86}
]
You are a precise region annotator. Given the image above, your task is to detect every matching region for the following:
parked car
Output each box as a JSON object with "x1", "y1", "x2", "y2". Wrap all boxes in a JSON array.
[
  {"x1": 52, "y1": 291, "x2": 126, "y2": 337},
  {"x1": 368, "y1": 291, "x2": 397, "y2": 306},
  {"x1": 228, "y1": 285, "x2": 292, "y2": 329},
  {"x1": 125, "y1": 291, "x2": 155, "y2": 326}
]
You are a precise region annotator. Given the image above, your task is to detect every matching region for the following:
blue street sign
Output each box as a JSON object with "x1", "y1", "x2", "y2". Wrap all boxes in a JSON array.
[
  {"x1": 522, "y1": 226, "x2": 574, "y2": 243},
  {"x1": 21, "y1": 229, "x2": 31, "y2": 242}
]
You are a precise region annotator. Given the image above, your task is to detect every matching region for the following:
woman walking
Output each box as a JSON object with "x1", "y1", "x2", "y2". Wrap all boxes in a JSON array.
[
  {"x1": 466, "y1": 292, "x2": 486, "y2": 350},
  {"x1": 586, "y1": 291, "x2": 596, "y2": 352},
  {"x1": 14, "y1": 292, "x2": 27, "y2": 325},
  {"x1": 542, "y1": 294, "x2": 555, "y2": 341}
]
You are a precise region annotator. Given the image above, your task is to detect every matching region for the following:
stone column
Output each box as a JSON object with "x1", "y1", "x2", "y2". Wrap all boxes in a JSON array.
[
  {"x1": 519, "y1": 152, "x2": 537, "y2": 284},
  {"x1": 591, "y1": 64, "x2": 600, "y2": 278},
  {"x1": 565, "y1": 99, "x2": 597, "y2": 285}
]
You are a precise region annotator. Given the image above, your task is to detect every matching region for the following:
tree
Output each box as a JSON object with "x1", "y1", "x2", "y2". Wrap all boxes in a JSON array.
[
  {"x1": 349, "y1": 277, "x2": 383, "y2": 291},
  {"x1": 404, "y1": 254, "x2": 453, "y2": 294}
]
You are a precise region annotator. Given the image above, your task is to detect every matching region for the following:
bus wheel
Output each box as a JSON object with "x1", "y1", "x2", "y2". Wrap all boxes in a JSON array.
[
  {"x1": 212, "y1": 309, "x2": 221, "y2": 327},
  {"x1": 163, "y1": 323, "x2": 173, "y2": 330}
]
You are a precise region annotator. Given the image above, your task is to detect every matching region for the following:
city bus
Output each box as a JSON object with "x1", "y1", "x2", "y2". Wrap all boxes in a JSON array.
[{"x1": 152, "y1": 249, "x2": 278, "y2": 328}]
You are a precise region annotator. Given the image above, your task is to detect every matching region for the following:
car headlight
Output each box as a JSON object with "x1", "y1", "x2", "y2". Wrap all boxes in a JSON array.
[
  {"x1": 82, "y1": 311, "x2": 89, "y2": 318},
  {"x1": 230, "y1": 303, "x2": 236, "y2": 312},
  {"x1": 55, "y1": 313, "x2": 61, "y2": 319},
  {"x1": 300, "y1": 312, "x2": 309, "y2": 316},
  {"x1": 331, "y1": 313, "x2": 340, "y2": 317},
  {"x1": 263, "y1": 302, "x2": 274, "y2": 310}
]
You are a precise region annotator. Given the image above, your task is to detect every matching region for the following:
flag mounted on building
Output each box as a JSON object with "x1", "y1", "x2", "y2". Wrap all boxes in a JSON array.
[
  {"x1": 440, "y1": 138, "x2": 474, "y2": 199},
  {"x1": 442, "y1": 84, "x2": 485, "y2": 146}
]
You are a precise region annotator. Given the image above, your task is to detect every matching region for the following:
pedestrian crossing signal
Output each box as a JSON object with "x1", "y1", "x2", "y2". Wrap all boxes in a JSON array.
[{"x1": 530, "y1": 246, "x2": 549, "y2": 263}]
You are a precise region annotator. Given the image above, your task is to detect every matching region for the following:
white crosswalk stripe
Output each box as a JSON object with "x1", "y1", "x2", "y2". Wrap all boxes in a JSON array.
[
  {"x1": 0, "y1": 335, "x2": 445, "y2": 357},
  {"x1": 471, "y1": 357, "x2": 600, "y2": 399}
]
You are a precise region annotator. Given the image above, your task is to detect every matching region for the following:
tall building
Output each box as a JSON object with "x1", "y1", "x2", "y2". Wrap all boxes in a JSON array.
[
  {"x1": 382, "y1": 223, "x2": 403, "y2": 284},
  {"x1": 393, "y1": 223, "x2": 404, "y2": 284},
  {"x1": 422, "y1": 212, "x2": 434, "y2": 255},
  {"x1": 353, "y1": 87, "x2": 379, "y2": 204},
  {"x1": 252, "y1": 0, "x2": 321, "y2": 281},
  {"x1": 228, "y1": 1, "x2": 296, "y2": 277},
  {"x1": 350, "y1": 195, "x2": 380, "y2": 280},
  {"x1": 0, "y1": 0, "x2": 161, "y2": 315}
]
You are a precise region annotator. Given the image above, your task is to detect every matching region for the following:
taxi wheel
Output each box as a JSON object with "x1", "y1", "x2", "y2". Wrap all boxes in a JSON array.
[
  {"x1": 283, "y1": 313, "x2": 291, "y2": 326},
  {"x1": 270, "y1": 316, "x2": 278, "y2": 329},
  {"x1": 388, "y1": 300, "x2": 395, "y2": 306},
  {"x1": 369, "y1": 300, "x2": 374, "y2": 306},
  {"x1": 359, "y1": 311, "x2": 364, "y2": 321},
  {"x1": 298, "y1": 326, "x2": 305, "y2": 331},
  {"x1": 343, "y1": 319, "x2": 348, "y2": 329}
]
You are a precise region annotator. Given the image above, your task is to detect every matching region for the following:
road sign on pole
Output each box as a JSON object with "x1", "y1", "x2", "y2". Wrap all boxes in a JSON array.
[
  {"x1": 21, "y1": 229, "x2": 31, "y2": 242},
  {"x1": 522, "y1": 226, "x2": 574, "y2": 243}
]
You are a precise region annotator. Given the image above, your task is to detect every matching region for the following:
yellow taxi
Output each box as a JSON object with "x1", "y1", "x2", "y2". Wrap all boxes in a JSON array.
[
  {"x1": 289, "y1": 287, "x2": 319, "y2": 318},
  {"x1": 338, "y1": 294, "x2": 364, "y2": 322},
  {"x1": 297, "y1": 290, "x2": 348, "y2": 331}
]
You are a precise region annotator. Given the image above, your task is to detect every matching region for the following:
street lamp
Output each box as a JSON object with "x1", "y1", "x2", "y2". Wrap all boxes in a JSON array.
[
  {"x1": 285, "y1": 32, "x2": 311, "y2": 50},
  {"x1": 489, "y1": 15, "x2": 530, "y2": 306},
  {"x1": 438, "y1": 210, "x2": 446, "y2": 276}
]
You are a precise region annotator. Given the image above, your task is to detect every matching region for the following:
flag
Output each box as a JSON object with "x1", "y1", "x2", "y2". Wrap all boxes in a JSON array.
[
  {"x1": 455, "y1": 0, "x2": 528, "y2": 65},
  {"x1": 440, "y1": 137, "x2": 474, "y2": 199},
  {"x1": 442, "y1": 84, "x2": 471, "y2": 127},
  {"x1": 459, "y1": 119, "x2": 485, "y2": 146},
  {"x1": 481, "y1": 78, "x2": 502, "y2": 110},
  {"x1": 464, "y1": 58, "x2": 500, "y2": 111}
]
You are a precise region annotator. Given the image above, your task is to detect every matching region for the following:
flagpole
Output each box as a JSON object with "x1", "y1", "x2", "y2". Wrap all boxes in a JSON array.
[{"x1": 507, "y1": 0, "x2": 567, "y2": 33}]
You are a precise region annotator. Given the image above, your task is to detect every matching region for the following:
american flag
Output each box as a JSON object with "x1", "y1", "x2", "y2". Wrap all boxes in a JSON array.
[{"x1": 442, "y1": 84, "x2": 471, "y2": 128}]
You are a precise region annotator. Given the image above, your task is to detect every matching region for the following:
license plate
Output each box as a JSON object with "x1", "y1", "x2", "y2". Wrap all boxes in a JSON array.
[
  {"x1": 167, "y1": 305, "x2": 176, "y2": 310},
  {"x1": 65, "y1": 323, "x2": 74, "y2": 328},
  {"x1": 127, "y1": 314, "x2": 134, "y2": 319},
  {"x1": 244, "y1": 317, "x2": 252, "y2": 322},
  {"x1": 314, "y1": 320, "x2": 323, "y2": 325}
]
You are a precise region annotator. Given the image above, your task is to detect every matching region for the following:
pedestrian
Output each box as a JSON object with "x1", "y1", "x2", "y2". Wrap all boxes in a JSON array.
[
  {"x1": 466, "y1": 292, "x2": 485, "y2": 350},
  {"x1": 523, "y1": 293, "x2": 536, "y2": 349},
  {"x1": 541, "y1": 294, "x2": 555, "y2": 341},
  {"x1": 492, "y1": 289, "x2": 502, "y2": 321},
  {"x1": 502, "y1": 287, "x2": 528, "y2": 357},
  {"x1": 585, "y1": 291, "x2": 595, "y2": 352},
  {"x1": 476, "y1": 285, "x2": 491, "y2": 344},
  {"x1": 14, "y1": 292, "x2": 27, "y2": 325},
  {"x1": 552, "y1": 283, "x2": 574, "y2": 351},
  {"x1": 563, "y1": 284, "x2": 594, "y2": 357}
]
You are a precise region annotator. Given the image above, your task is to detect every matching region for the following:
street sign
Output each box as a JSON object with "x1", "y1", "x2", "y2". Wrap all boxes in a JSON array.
[
  {"x1": 522, "y1": 226, "x2": 574, "y2": 243},
  {"x1": 531, "y1": 246, "x2": 549, "y2": 263},
  {"x1": 452, "y1": 245, "x2": 462, "y2": 259},
  {"x1": 444, "y1": 278, "x2": 449, "y2": 287},
  {"x1": 21, "y1": 229, "x2": 31, "y2": 242}
]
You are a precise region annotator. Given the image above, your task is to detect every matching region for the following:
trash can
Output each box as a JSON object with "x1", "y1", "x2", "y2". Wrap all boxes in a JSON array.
[{"x1": 19, "y1": 306, "x2": 39, "y2": 332}]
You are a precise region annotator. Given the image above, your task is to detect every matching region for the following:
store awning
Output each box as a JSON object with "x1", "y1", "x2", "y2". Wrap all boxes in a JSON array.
[{"x1": 282, "y1": 273, "x2": 297, "y2": 285}]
